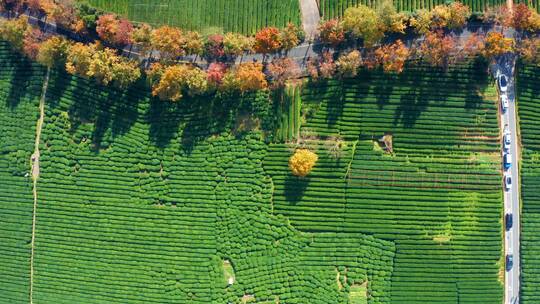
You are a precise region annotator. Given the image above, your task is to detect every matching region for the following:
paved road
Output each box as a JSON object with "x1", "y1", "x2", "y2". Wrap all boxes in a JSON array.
[
  {"x1": 495, "y1": 52, "x2": 520, "y2": 304},
  {"x1": 299, "y1": 0, "x2": 320, "y2": 40}
]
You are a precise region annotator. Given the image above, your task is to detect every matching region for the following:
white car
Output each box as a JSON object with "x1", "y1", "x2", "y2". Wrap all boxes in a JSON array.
[
  {"x1": 501, "y1": 94, "x2": 509, "y2": 112},
  {"x1": 504, "y1": 133, "x2": 511, "y2": 151},
  {"x1": 505, "y1": 174, "x2": 512, "y2": 191},
  {"x1": 498, "y1": 74, "x2": 508, "y2": 93}
]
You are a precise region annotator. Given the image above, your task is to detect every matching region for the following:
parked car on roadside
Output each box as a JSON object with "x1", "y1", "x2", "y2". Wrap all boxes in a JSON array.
[
  {"x1": 506, "y1": 213, "x2": 513, "y2": 230},
  {"x1": 504, "y1": 133, "x2": 511, "y2": 151},
  {"x1": 499, "y1": 74, "x2": 508, "y2": 93},
  {"x1": 505, "y1": 174, "x2": 512, "y2": 191},
  {"x1": 501, "y1": 94, "x2": 509, "y2": 112},
  {"x1": 504, "y1": 153, "x2": 512, "y2": 170},
  {"x1": 506, "y1": 254, "x2": 514, "y2": 271}
]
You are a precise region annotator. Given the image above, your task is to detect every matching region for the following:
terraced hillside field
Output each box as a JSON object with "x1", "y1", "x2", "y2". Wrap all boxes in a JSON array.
[
  {"x1": 319, "y1": 0, "x2": 507, "y2": 19},
  {"x1": 517, "y1": 63, "x2": 540, "y2": 303},
  {"x1": 85, "y1": 0, "x2": 301, "y2": 34},
  {"x1": 0, "y1": 45, "x2": 44, "y2": 304},
  {"x1": 265, "y1": 61, "x2": 503, "y2": 303}
]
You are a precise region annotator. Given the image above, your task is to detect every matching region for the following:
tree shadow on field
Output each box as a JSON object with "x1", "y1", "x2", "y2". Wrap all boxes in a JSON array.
[
  {"x1": 45, "y1": 69, "x2": 71, "y2": 108},
  {"x1": 464, "y1": 58, "x2": 490, "y2": 111},
  {"x1": 324, "y1": 80, "x2": 345, "y2": 128},
  {"x1": 284, "y1": 175, "x2": 309, "y2": 204},
  {"x1": 6, "y1": 58, "x2": 34, "y2": 109},
  {"x1": 371, "y1": 70, "x2": 394, "y2": 110},
  {"x1": 393, "y1": 68, "x2": 442, "y2": 128},
  {"x1": 67, "y1": 76, "x2": 141, "y2": 150}
]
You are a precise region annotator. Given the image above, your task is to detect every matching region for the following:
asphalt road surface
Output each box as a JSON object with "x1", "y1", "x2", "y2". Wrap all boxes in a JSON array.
[{"x1": 495, "y1": 53, "x2": 520, "y2": 304}]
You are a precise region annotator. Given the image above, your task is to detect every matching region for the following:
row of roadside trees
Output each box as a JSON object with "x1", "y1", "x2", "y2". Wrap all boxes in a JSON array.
[{"x1": 0, "y1": 0, "x2": 538, "y2": 103}]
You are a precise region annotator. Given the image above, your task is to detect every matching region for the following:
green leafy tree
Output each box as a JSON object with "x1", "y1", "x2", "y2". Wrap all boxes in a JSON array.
[
  {"x1": 0, "y1": 16, "x2": 29, "y2": 50},
  {"x1": 223, "y1": 32, "x2": 253, "y2": 56},
  {"x1": 410, "y1": 9, "x2": 433, "y2": 34},
  {"x1": 37, "y1": 35, "x2": 71, "y2": 68},
  {"x1": 342, "y1": 5, "x2": 383, "y2": 47},
  {"x1": 378, "y1": 0, "x2": 407, "y2": 34}
]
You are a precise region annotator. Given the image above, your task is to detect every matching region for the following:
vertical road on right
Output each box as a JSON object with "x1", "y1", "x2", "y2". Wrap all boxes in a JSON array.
[{"x1": 495, "y1": 52, "x2": 520, "y2": 304}]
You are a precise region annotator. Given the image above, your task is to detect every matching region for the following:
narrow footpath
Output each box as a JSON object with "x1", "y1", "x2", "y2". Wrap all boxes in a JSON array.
[{"x1": 29, "y1": 67, "x2": 49, "y2": 304}]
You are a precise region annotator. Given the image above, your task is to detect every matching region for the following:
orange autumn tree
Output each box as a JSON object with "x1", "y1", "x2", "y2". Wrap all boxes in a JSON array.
[
  {"x1": 150, "y1": 26, "x2": 186, "y2": 60},
  {"x1": 518, "y1": 37, "x2": 540, "y2": 64},
  {"x1": 375, "y1": 40, "x2": 410, "y2": 73},
  {"x1": 483, "y1": 32, "x2": 514, "y2": 59},
  {"x1": 289, "y1": 149, "x2": 318, "y2": 177},
  {"x1": 254, "y1": 27, "x2": 282, "y2": 54},
  {"x1": 22, "y1": 27, "x2": 45, "y2": 60},
  {"x1": 419, "y1": 30, "x2": 457, "y2": 69},
  {"x1": 318, "y1": 19, "x2": 345, "y2": 47},
  {"x1": 235, "y1": 62, "x2": 267, "y2": 92}
]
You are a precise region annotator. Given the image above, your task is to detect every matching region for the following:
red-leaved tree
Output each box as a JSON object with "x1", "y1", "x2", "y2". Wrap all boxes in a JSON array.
[
  {"x1": 318, "y1": 19, "x2": 345, "y2": 47},
  {"x1": 267, "y1": 57, "x2": 301, "y2": 88},
  {"x1": 419, "y1": 30, "x2": 457, "y2": 69},
  {"x1": 207, "y1": 62, "x2": 227, "y2": 88},
  {"x1": 204, "y1": 34, "x2": 225, "y2": 59}
]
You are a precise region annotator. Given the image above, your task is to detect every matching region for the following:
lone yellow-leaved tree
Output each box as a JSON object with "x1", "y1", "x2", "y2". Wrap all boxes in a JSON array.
[{"x1": 289, "y1": 149, "x2": 318, "y2": 177}]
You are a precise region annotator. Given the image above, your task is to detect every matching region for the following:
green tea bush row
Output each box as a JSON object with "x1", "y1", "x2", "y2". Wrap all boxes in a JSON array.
[
  {"x1": 86, "y1": 0, "x2": 301, "y2": 35},
  {"x1": 0, "y1": 43, "x2": 45, "y2": 304},
  {"x1": 516, "y1": 63, "x2": 540, "y2": 303}
]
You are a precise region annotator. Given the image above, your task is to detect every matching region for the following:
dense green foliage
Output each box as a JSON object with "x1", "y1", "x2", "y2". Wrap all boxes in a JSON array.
[
  {"x1": 517, "y1": 63, "x2": 540, "y2": 303},
  {"x1": 319, "y1": 0, "x2": 506, "y2": 18},
  {"x1": 84, "y1": 0, "x2": 301, "y2": 35},
  {"x1": 0, "y1": 40, "x2": 504, "y2": 303},
  {"x1": 0, "y1": 43, "x2": 44, "y2": 304}
]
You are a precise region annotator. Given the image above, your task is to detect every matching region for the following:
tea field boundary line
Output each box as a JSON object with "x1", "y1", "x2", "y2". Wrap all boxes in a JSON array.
[{"x1": 29, "y1": 67, "x2": 50, "y2": 304}]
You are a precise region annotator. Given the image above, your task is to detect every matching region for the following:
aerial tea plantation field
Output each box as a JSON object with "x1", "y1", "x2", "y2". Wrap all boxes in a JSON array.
[
  {"x1": 0, "y1": 39, "x2": 504, "y2": 303},
  {"x1": 0, "y1": 44, "x2": 44, "y2": 304},
  {"x1": 265, "y1": 61, "x2": 503, "y2": 303},
  {"x1": 84, "y1": 0, "x2": 301, "y2": 35},
  {"x1": 517, "y1": 63, "x2": 540, "y2": 303},
  {"x1": 318, "y1": 0, "x2": 507, "y2": 19}
]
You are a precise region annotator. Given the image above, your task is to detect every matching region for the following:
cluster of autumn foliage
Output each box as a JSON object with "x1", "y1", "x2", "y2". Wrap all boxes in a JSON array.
[
  {"x1": 318, "y1": 1, "x2": 540, "y2": 48},
  {"x1": 0, "y1": 0, "x2": 538, "y2": 102}
]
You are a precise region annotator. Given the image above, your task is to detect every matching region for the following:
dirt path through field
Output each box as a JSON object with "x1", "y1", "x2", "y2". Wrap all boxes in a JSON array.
[{"x1": 29, "y1": 67, "x2": 49, "y2": 304}]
